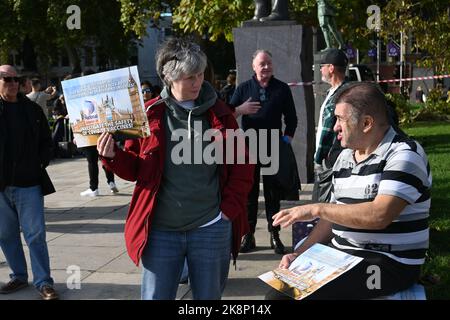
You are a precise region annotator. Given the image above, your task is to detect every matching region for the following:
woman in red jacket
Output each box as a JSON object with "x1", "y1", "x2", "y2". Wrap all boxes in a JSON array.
[{"x1": 97, "y1": 38, "x2": 254, "y2": 300}]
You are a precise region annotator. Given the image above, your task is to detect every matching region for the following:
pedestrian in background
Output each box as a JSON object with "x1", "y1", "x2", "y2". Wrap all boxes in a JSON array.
[
  {"x1": 0, "y1": 65, "x2": 58, "y2": 300},
  {"x1": 230, "y1": 49, "x2": 297, "y2": 255},
  {"x1": 141, "y1": 80, "x2": 154, "y2": 103}
]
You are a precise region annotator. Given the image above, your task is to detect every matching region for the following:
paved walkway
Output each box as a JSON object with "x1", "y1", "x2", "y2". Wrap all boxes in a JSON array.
[{"x1": 0, "y1": 156, "x2": 312, "y2": 300}]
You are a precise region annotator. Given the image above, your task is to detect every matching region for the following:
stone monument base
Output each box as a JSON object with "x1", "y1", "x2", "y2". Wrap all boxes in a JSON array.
[
  {"x1": 233, "y1": 24, "x2": 315, "y2": 183},
  {"x1": 241, "y1": 20, "x2": 296, "y2": 27}
]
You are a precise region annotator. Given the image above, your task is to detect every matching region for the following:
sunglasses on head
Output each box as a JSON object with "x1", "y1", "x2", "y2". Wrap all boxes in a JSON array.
[{"x1": 1, "y1": 77, "x2": 20, "y2": 83}]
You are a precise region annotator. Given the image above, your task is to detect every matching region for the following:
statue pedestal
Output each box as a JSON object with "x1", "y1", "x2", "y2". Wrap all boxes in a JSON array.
[
  {"x1": 233, "y1": 24, "x2": 315, "y2": 183},
  {"x1": 241, "y1": 20, "x2": 296, "y2": 27}
]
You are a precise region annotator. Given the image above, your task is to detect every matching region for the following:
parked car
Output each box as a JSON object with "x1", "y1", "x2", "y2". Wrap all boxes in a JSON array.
[{"x1": 348, "y1": 64, "x2": 376, "y2": 82}]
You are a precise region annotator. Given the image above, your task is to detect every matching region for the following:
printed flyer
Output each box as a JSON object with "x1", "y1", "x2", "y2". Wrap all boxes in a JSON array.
[
  {"x1": 61, "y1": 66, "x2": 150, "y2": 148},
  {"x1": 259, "y1": 243, "x2": 363, "y2": 300}
]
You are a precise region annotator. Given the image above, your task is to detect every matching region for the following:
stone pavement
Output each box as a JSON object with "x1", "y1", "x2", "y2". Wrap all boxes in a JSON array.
[{"x1": 0, "y1": 156, "x2": 312, "y2": 300}]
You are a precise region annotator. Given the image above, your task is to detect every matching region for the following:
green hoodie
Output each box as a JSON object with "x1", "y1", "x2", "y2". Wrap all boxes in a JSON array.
[{"x1": 151, "y1": 82, "x2": 222, "y2": 231}]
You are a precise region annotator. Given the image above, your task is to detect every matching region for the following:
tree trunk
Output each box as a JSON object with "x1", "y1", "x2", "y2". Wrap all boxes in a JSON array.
[
  {"x1": 64, "y1": 42, "x2": 82, "y2": 74},
  {"x1": 22, "y1": 36, "x2": 37, "y2": 72}
]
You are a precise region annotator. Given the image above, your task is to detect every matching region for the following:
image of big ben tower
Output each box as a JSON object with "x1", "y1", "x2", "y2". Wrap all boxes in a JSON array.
[
  {"x1": 128, "y1": 68, "x2": 145, "y2": 123},
  {"x1": 128, "y1": 68, "x2": 150, "y2": 136}
]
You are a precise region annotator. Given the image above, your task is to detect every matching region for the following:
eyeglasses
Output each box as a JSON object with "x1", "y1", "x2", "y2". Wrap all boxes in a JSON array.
[
  {"x1": 259, "y1": 88, "x2": 268, "y2": 102},
  {"x1": 1, "y1": 77, "x2": 20, "y2": 83},
  {"x1": 142, "y1": 88, "x2": 152, "y2": 94}
]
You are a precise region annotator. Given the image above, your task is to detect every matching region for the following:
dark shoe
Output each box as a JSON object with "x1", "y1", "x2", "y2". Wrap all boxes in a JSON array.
[
  {"x1": 240, "y1": 233, "x2": 256, "y2": 253},
  {"x1": 270, "y1": 231, "x2": 285, "y2": 254},
  {"x1": 0, "y1": 278, "x2": 28, "y2": 294},
  {"x1": 38, "y1": 285, "x2": 59, "y2": 300}
]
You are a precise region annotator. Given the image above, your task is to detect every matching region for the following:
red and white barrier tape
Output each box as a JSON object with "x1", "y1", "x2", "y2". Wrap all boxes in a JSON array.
[
  {"x1": 377, "y1": 74, "x2": 450, "y2": 83},
  {"x1": 288, "y1": 81, "x2": 314, "y2": 86},
  {"x1": 287, "y1": 74, "x2": 450, "y2": 87}
]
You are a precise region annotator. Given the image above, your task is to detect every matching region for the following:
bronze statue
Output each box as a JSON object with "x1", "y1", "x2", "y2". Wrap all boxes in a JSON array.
[
  {"x1": 249, "y1": 0, "x2": 289, "y2": 22},
  {"x1": 317, "y1": 0, "x2": 345, "y2": 50}
]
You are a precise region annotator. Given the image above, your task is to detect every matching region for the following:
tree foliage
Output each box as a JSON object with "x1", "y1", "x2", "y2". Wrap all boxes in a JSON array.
[
  {"x1": 0, "y1": 0, "x2": 134, "y2": 72},
  {"x1": 118, "y1": 0, "x2": 177, "y2": 37},
  {"x1": 1, "y1": 0, "x2": 448, "y2": 75},
  {"x1": 168, "y1": 0, "x2": 450, "y2": 72},
  {"x1": 173, "y1": 0, "x2": 252, "y2": 42},
  {"x1": 382, "y1": 0, "x2": 450, "y2": 74}
]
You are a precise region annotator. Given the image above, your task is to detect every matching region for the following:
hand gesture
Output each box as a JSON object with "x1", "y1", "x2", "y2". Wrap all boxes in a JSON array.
[
  {"x1": 236, "y1": 97, "x2": 261, "y2": 115},
  {"x1": 272, "y1": 205, "x2": 316, "y2": 228},
  {"x1": 97, "y1": 132, "x2": 116, "y2": 159}
]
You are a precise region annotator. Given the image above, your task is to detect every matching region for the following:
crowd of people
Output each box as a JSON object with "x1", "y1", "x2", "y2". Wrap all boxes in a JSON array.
[{"x1": 0, "y1": 38, "x2": 432, "y2": 301}]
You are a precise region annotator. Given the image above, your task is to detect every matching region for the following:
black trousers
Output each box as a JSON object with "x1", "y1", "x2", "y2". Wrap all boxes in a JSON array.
[
  {"x1": 247, "y1": 163, "x2": 281, "y2": 234},
  {"x1": 82, "y1": 146, "x2": 115, "y2": 191},
  {"x1": 265, "y1": 249, "x2": 421, "y2": 300}
]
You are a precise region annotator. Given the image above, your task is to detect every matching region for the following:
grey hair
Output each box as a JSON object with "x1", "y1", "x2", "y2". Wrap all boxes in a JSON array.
[
  {"x1": 156, "y1": 38, "x2": 207, "y2": 87},
  {"x1": 252, "y1": 49, "x2": 272, "y2": 61}
]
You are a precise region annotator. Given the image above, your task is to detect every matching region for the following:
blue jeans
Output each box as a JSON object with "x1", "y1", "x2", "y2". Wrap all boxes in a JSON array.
[
  {"x1": 180, "y1": 259, "x2": 189, "y2": 283},
  {"x1": 0, "y1": 186, "x2": 53, "y2": 289},
  {"x1": 141, "y1": 218, "x2": 232, "y2": 300}
]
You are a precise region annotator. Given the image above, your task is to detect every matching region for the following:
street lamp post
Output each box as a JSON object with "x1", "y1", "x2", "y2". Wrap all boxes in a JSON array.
[
  {"x1": 367, "y1": 5, "x2": 381, "y2": 82},
  {"x1": 377, "y1": 30, "x2": 380, "y2": 82},
  {"x1": 400, "y1": 31, "x2": 404, "y2": 92}
]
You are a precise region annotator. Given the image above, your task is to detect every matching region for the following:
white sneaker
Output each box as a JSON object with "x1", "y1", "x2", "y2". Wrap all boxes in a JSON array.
[
  {"x1": 109, "y1": 182, "x2": 119, "y2": 193},
  {"x1": 80, "y1": 188, "x2": 99, "y2": 197}
]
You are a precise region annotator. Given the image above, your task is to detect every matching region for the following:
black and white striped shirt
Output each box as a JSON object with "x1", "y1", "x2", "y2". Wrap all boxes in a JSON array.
[{"x1": 331, "y1": 127, "x2": 432, "y2": 265}]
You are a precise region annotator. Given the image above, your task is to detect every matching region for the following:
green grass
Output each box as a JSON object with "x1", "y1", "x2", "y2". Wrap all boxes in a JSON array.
[{"x1": 402, "y1": 121, "x2": 450, "y2": 299}]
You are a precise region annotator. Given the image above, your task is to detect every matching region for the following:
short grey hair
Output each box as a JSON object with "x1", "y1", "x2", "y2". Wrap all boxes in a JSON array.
[
  {"x1": 156, "y1": 38, "x2": 207, "y2": 87},
  {"x1": 252, "y1": 49, "x2": 272, "y2": 61}
]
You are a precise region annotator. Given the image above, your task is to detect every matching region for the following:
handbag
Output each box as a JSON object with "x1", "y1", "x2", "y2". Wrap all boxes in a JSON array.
[{"x1": 273, "y1": 140, "x2": 301, "y2": 201}]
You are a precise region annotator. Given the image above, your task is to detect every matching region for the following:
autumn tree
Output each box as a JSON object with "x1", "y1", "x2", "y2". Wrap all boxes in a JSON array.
[{"x1": 0, "y1": 0, "x2": 135, "y2": 73}]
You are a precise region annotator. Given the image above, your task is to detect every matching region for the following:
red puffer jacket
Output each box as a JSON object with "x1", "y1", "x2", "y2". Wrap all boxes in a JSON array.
[{"x1": 102, "y1": 97, "x2": 254, "y2": 266}]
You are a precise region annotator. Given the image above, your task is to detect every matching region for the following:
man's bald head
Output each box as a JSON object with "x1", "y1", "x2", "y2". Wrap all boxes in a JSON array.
[
  {"x1": 0, "y1": 65, "x2": 20, "y2": 102},
  {"x1": 0, "y1": 65, "x2": 18, "y2": 77}
]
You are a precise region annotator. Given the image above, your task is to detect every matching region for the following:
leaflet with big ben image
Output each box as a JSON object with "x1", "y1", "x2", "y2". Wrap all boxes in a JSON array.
[
  {"x1": 61, "y1": 66, "x2": 150, "y2": 148},
  {"x1": 259, "y1": 243, "x2": 363, "y2": 300}
]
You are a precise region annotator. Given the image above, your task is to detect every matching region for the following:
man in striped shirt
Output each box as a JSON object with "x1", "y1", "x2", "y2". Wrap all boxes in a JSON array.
[{"x1": 268, "y1": 82, "x2": 431, "y2": 299}]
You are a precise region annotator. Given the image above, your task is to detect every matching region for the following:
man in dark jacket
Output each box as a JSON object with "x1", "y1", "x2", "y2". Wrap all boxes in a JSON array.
[
  {"x1": 230, "y1": 49, "x2": 297, "y2": 254},
  {"x1": 0, "y1": 65, "x2": 58, "y2": 300}
]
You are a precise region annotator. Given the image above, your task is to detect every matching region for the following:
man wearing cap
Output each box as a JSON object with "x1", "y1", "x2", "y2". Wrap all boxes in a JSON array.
[
  {"x1": 313, "y1": 49, "x2": 348, "y2": 203},
  {"x1": 0, "y1": 65, "x2": 58, "y2": 300}
]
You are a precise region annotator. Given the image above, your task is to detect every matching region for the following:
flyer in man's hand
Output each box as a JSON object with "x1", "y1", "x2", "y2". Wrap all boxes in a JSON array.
[
  {"x1": 259, "y1": 243, "x2": 363, "y2": 300},
  {"x1": 61, "y1": 66, "x2": 150, "y2": 148}
]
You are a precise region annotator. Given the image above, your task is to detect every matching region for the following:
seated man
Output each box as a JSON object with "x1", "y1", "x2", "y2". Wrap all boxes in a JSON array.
[{"x1": 267, "y1": 82, "x2": 431, "y2": 300}]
